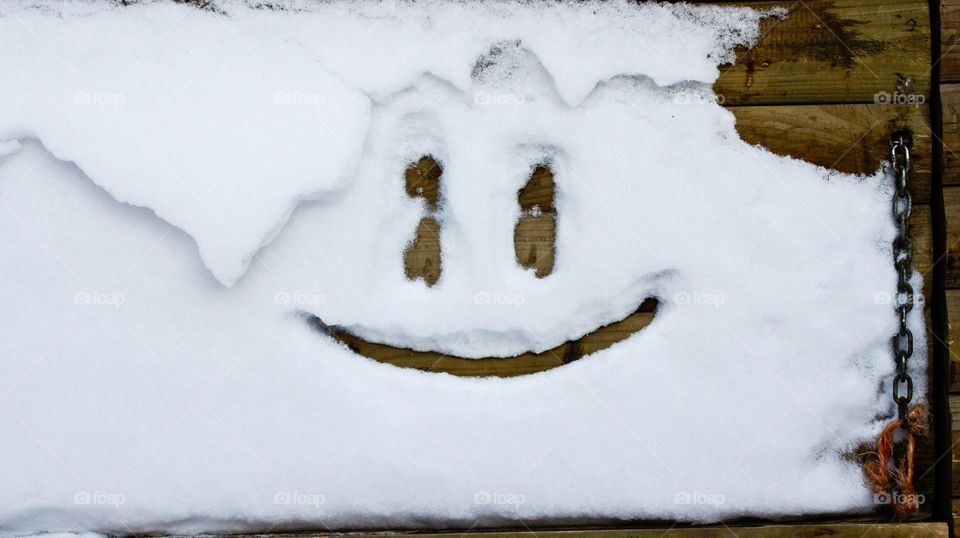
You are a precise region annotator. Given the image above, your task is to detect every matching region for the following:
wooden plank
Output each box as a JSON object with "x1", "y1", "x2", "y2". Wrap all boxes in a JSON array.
[
  {"x1": 730, "y1": 103, "x2": 931, "y2": 202},
  {"x1": 910, "y1": 203, "x2": 934, "y2": 302},
  {"x1": 404, "y1": 217, "x2": 441, "y2": 286},
  {"x1": 404, "y1": 157, "x2": 443, "y2": 286},
  {"x1": 192, "y1": 523, "x2": 949, "y2": 538},
  {"x1": 951, "y1": 396, "x2": 960, "y2": 495},
  {"x1": 715, "y1": 0, "x2": 930, "y2": 105},
  {"x1": 942, "y1": 0, "x2": 960, "y2": 82},
  {"x1": 309, "y1": 300, "x2": 657, "y2": 377},
  {"x1": 917, "y1": 305, "x2": 935, "y2": 506},
  {"x1": 949, "y1": 290, "x2": 960, "y2": 391},
  {"x1": 954, "y1": 498, "x2": 960, "y2": 534},
  {"x1": 945, "y1": 188, "x2": 960, "y2": 288},
  {"x1": 516, "y1": 165, "x2": 556, "y2": 278},
  {"x1": 940, "y1": 84, "x2": 960, "y2": 184}
]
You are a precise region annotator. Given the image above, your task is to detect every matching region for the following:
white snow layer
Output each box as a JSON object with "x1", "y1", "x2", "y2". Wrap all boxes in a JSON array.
[{"x1": 0, "y1": 0, "x2": 927, "y2": 535}]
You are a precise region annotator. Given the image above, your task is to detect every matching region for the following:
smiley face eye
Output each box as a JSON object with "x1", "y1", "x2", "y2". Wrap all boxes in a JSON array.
[
  {"x1": 403, "y1": 155, "x2": 443, "y2": 286},
  {"x1": 403, "y1": 157, "x2": 557, "y2": 284},
  {"x1": 515, "y1": 163, "x2": 556, "y2": 278}
]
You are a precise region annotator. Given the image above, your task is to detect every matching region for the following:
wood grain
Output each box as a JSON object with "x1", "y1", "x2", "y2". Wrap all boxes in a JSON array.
[
  {"x1": 730, "y1": 103, "x2": 931, "y2": 201},
  {"x1": 951, "y1": 396, "x2": 960, "y2": 495},
  {"x1": 514, "y1": 214, "x2": 555, "y2": 279},
  {"x1": 715, "y1": 0, "x2": 930, "y2": 105},
  {"x1": 515, "y1": 164, "x2": 557, "y2": 278},
  {"x1": 944, "y1": 188, "x2": 960, "y2": 288},
  {"x1": 940, "y1": 84, "x2": 960, "y2": 184},
  {"x1": 949, "y1": 290, "x2": 960, "y2": 392},
  {"x1": 941, "y1": 0, "x2": 960, "y2": 82},
  {"x1": 310, "y1": 300, "x2": 657, "y2": 378},
  {"x1": 404, "y1": 217, "x2": 441, "y2": 286},
  {"x1": 405, "y1": 156, "x2": 442, "y2": 210},
  {"x1": 403, "y1": 157, "x2": 444, "y2": 286},
  {"x1": 914, "y1": 204, "x2": 934, "y2": 302}
]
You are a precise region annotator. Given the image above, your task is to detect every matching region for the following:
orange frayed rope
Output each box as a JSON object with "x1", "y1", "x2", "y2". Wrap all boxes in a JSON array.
[{"x1": 863, "y1": 402, "x2": 928, "y2": 518}]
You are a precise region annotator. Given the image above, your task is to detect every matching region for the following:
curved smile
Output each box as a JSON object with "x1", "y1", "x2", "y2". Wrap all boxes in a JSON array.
[{"x1": 305, "y1": 298, "x2": 658, "y2": 377}]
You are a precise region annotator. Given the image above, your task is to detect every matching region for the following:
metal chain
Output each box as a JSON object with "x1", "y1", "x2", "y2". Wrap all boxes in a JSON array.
[{"x1": 890, "y1": 134, "x2": 914, "y2": 426}]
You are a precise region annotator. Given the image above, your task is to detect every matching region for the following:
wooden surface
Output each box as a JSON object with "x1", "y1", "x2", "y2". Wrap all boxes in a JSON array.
[
  {"x1": 941, "y1": 0, "x2": 960, "y2": 82},
  {"x1": 716, "y1": 0, "x2": 930, "y2": 105},
  {"x1": 937, "y1": 0, "x2": 960, "y2": 532},
  {"x1": 731, "y1": 103, "x2": 932, "y2": 201},
  {"x1": 381, "y1": 0, "x2": 942, "y2": 529},
  {"x1": 314, "y1": 301, "x2": 656, "y2": 377},
  {"x1": 515, "y1": 165, "x2": 556, "y2": 278},
  {"x1": 190, "y1": 0, "x2": 948, "y2": 535},
  {"x1": 404, "y1": 157, "x2": 443, "y2": 286},
  {"x1": 943, "y1": 3, "x2": 960, "y2": 530}
]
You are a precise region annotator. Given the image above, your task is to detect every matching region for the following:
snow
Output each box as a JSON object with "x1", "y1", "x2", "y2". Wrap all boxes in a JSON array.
[
  {"x1": 0, "y1": 1, "x2": 371, "y2": 285},
  {"x1": 0, "y1": 0, "x2": 926, "y2": 535}
]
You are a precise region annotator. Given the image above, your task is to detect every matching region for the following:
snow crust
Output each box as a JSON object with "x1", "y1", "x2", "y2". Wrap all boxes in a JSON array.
[{"x1": 0, "y1": 0, "x2": 927, "y2": 534}]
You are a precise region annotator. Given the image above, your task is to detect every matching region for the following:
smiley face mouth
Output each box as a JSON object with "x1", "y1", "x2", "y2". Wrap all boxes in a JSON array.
[{"x1": 304, "y1": 297, "x2": 658, "y2": 377}]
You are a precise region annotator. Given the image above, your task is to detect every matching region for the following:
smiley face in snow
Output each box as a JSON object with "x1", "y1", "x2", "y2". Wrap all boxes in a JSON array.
[{"x1": 303, "y1": 155, "x2": 660, "y2": 377}]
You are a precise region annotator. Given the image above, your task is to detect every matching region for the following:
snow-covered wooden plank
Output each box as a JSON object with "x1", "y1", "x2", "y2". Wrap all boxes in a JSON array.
[
  {"x1": 320, "y1": 300, "x2": 657, "y2": 377},
  {"x1": 731, "y1": 103, "x2": 931, "y2": 201},
  {"x1": 713, "y1": 0, "x2": 930, "y2": 105}
]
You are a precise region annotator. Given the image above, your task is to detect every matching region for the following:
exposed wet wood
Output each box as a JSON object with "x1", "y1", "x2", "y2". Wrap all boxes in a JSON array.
[
  {"x1": 944, "y1": 189, "x2": 960, "y2": 288},
  {"x1": 403, "y1": 217, "x2": 441, "y2": 286},
  {"x1": 405, "y1": 155, "x2": 443, "y2": 210},
  {"x1": 517, "y1": 165, "x2": 556, "y2": 212},
  {"x1": 941, "y1": 0, "x2": 960, "y2": 82},
  {"x1": 515, "y1": 165, "x2": 557, "y2": 278},
  {"x1": 940, "y1": 84, "x2": 960, "y2": 184},
  {"x1": 714, "y1": 0, "x2": 930, "y2": 106},
  {"x1": 730, "y1": 103, "x2": 931, "y2": 202},
  {"x1": 906, "y1": 203, "x2": 933, "y2": 302},
  {"x1": 307, "y1": 299, "x2": 658, "y2": 377},
  {"x1": 949, "y1": 290, "x2": 960, "y2": 392},
  {"x1": 951, "y1": 396, "x2": 960, "y2": 495},
  {"x1": 937, "y1": 0, "x2": 960, "y2": 525},
  {"x1": 514, "y1": 214, "x2": 556, "y2": 279},
  {"x1": 403, "y1": 156, "x2": 443, "y2": 286}
]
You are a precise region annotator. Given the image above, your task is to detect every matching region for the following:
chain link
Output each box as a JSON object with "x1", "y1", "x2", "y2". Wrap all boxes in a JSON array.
[{"x1": 890, "y1": 134, "x2": 914, "y2": 425}]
